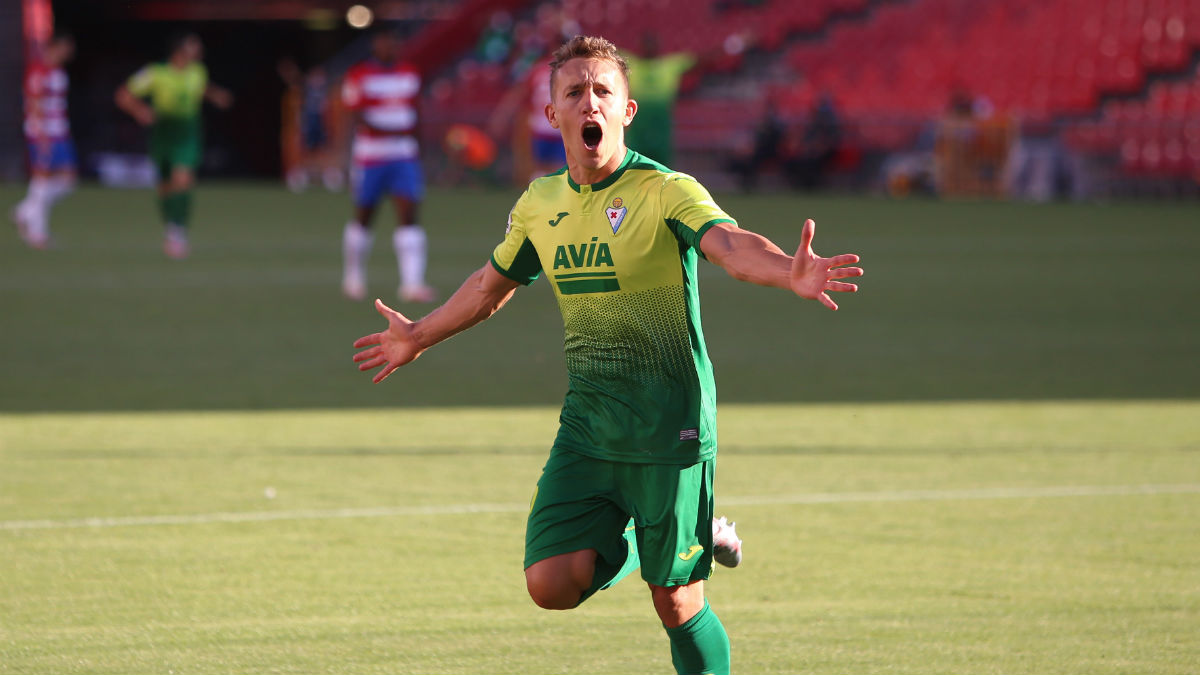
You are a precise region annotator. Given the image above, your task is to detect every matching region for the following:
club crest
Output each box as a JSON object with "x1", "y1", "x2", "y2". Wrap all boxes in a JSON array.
[{"x1": 606, "y1": 197, "x2": 627, "y2": 234}]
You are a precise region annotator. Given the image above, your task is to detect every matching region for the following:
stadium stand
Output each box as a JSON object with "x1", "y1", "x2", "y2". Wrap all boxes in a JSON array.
[{"x1": 360, "y1": 0, "x2": 1200, "y2": 193}]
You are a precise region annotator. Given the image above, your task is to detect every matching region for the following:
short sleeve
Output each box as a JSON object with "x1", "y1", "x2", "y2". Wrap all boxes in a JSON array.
[
  {"x1": 490, "y1": 194, "x2": 542, "y2": 285},
  {"x1": 127, "y1": 66, "x2": 155, "y2": 97},
  {"x1": 668, "y1": 53, "x2": 697, "y2": 79},
  {"x1": 661, "y1": 174, "x2": 737, "y2": 253}
]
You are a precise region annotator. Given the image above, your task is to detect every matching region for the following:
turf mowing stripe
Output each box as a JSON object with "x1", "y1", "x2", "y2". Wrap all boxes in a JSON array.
[
  {"x1": 3, "y1": 484, "x2": 1198, "y2": 531},
  {"x1": 718, "y1": 483, "x2": 1200, "y2": 506}
]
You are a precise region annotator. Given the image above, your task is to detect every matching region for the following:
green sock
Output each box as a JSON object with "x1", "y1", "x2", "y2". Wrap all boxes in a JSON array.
[
  {"x1": 175, "y1": 190, "x2": 192, "y2": 227},
  {"x1": 664, "y1": 600, "x2": 730, "y2": 675},
  {"x1": 163, "y1": 191, "x2": 192, "y2": 227},
  {"x1": 157, "y1": 194, "x2": 170, "y2": 224}
]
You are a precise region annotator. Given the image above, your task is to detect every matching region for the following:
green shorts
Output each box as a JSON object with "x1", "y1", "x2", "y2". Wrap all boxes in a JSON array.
[
  {"x1": 524, "y1": 447, "x2": 715, "y2": 591},
  {"x1": 150, "y1": 117, "x2": 202, "y2": 179}
]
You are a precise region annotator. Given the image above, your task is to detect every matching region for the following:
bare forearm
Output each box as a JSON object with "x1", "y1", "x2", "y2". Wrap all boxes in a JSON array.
[
  {"x1": 410, "y1": 267, "x2": 515, "y2": 349},
  {"x1": 705, "y1": 228, "x2": 792, "y2": 289},
  {"x1": 115, "y1": 87, "x2": 149, "y2": 119}
]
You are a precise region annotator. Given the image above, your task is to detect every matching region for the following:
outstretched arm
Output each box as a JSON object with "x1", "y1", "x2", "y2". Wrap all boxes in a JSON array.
[
  {"x1": 699, "y1": 219, "x2": 862, "y2": 310},
  {"x1": 204, "y1": 83, "x2": 234, "y2": 110},
  {"x1": 352, "y1": 263, "x2": 521, "y2": 382},
  {"x1": 114, "y1": 84, "x2": 155, "y2": 126}
]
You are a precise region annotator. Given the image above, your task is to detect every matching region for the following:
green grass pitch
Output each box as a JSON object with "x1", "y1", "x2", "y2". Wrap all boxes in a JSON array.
[{"x1": 1, "y1": 183, "x2": 1198, "y2": 673}]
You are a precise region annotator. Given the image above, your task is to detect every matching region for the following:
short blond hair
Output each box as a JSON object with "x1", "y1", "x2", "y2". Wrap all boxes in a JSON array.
[{"x1": 549, "y1": 35, "x2": 630, "y2": 95}]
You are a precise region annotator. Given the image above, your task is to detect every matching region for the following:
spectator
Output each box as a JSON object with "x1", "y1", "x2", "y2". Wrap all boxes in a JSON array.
[
  {"x1": 728, "y1": 98, "x2": 789, "y2": 192},
  {"x1": 786, "y1": 92, "x2": 842, "y2": 189}
]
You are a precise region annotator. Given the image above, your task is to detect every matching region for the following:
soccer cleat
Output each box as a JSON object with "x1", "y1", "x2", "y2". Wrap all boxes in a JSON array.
[
  {"x1": 399, "y1": 284, "x2": 436, "y2": 303},
  {"x1": 12, "y1": 206, "x2": 49, "y2": 249},
  {"x1": 11, "y1": 206, "x2": 28, "y2": 240},
  {"x1": 342, "y1": 275, "x2": 367, "y2": 301},
  {"x1": 164, "y1": 225, "x2": 189, "y2": 260},
  {"x1": 712, "y1": 516, "x2": 742, "y2": 568}
]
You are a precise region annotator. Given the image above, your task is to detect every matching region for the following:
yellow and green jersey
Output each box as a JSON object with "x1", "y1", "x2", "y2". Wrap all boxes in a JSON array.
[
  {"x1": 127, "y1": 62, "x2": 208, "y2": 120},
  {"x1": 623, "y1": 52, "x2": 695, "y2": 165},
  {"x1": 491, "y1": 150, "x2": 736, "y2": 464}
]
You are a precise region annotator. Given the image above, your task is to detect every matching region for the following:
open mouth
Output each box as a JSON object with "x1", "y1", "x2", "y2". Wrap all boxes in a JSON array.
[{"x1": 582, "y1": 122, "x2": 603, "y2": 151}]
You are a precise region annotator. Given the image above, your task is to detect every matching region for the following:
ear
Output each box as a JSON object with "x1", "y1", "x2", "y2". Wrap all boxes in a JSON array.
[
  {"x1": 624, "y1": 98, "x2": 638, "y2": 127},
  {"x1": 545, "y1": 102, "x2": 558, "y2": 130}
]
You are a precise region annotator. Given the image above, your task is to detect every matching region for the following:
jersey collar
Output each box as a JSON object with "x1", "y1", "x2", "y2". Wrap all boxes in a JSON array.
[{"x1": 566, "y1": 148, "x2": 634, "y2": 193}]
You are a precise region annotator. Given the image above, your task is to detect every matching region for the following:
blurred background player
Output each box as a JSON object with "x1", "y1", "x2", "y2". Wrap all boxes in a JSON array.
[
  {"x1": 622, "y1": 34, "x2": 695, "y2": 167},
  {"x1": 278, "y1": 59, "x2": 343, "y2": 193},
  {"x1": 115, "y1": 32, "x2": 233, "y2": 259},
  {"x1": 489, "y1": 56, "x2": 567, "y2": 184},
  {"x1": 13, "y1": 33, "x2": 76, "y2": 249},
  {"x1": 340, "y1": 28, "x2": 435, "y2": 303}
]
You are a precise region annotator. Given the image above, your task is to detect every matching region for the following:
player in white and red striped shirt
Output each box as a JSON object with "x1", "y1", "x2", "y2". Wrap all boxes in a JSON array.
[
  {"x1": 340, "y1": 28, "x2": 435, "y2": 303},
  {"x1": 13, "y1": 33, "x2": 76, "y2": 249}
]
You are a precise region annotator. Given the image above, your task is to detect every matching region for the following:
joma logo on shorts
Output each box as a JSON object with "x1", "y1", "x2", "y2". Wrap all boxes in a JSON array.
[{"x1": 678, "y1": 545, "x2": 704, "y2": 561}]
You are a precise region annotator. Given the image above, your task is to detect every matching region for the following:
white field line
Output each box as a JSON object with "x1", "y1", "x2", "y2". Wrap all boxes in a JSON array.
[{"x1": 2, "y1": 484, "x2": 1198, "y2": 532}]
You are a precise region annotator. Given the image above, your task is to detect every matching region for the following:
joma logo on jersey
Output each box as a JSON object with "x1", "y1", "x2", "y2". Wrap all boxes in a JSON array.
[{"x1": 552, "y1": 237, "x2": 614, "y2": 270}]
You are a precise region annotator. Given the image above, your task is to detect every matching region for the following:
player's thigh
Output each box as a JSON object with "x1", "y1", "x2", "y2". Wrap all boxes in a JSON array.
[
  {"x1": 390, "y1": 195, "x2": 418, "y2": 225},
  {"x1": 53, "y1": 140, "x2": 77, "y2": 175},
  {"x1": 387, "y1": 159, "x2": 424, "y2": 205},
  {"x1": 169, "y1": 134, "x2": 202, "y2": 181},
  {"x1": 353, "y1": 163, "x2": 389, "y2": 209},
  {"x1": 619, "y1": 459, "x2": 715, "y2": 588},
  {"x1": 525, "y1": 448, "x2": 630, "y2": 571}
]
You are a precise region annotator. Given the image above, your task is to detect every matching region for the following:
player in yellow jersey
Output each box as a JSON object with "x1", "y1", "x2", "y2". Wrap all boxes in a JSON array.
[
  {"x1": 115, "y1": 33, "x2": 232, "y2": 259},
  {"x1": 353, "y1": 36, "x2": 863, "y2": 675}
]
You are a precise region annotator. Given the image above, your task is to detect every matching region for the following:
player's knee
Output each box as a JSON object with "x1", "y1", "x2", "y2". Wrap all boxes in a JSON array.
[
  {"x1": 650, "y1": 581, "x2": 706, "y2": 628},
  {"x1": 524, "y1": 570, "x2": 578, "y2": 610},
  {"x1": 171, "y1": 170, "x2": 194, "y2": 191}
]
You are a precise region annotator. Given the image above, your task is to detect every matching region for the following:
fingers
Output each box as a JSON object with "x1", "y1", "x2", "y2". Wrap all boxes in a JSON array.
[
  {"x1": 829, "y1": 266, "x2": 864, "y2": 280},
  {"x1": 818, "y1": 292, "x2": 839, "y2": 311},
  {"x1": 373, "y1": 362, "x2": 400, "y2": 384},
  {"x1": 352, "y1": 333, "x2": 382, "y2": 349},
  {"x1": 826, "y1": 253, "x2": 861, "y2": 268},
  {"x1": 375, "y1": 297, "x2": 407, "y2": 320},
  {"x1": 799, "y1": 219, "x2": 815, "y2": 254},
  {"x1": 357, "y1": 355, "x2": 387, "y2": 372},
  {"x1": 352, "y1": 345, "x2": 380, "y2": 363},
  {"x1": 826, "y1": 281, "x2": 858, "y2": 293}
]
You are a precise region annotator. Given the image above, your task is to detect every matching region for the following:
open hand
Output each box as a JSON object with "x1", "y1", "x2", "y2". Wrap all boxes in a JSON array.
[
  {"x1": 789, "y1": 219, "x2": 863, "y2": 311},
  {"x1": 352, "y1": 299, "x2": 425, "y2": 383}
]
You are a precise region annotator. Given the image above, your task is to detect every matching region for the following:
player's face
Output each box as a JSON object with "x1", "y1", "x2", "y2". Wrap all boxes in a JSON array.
[
  {"x1": 372, "y1": 34, "x2": 398, "y2": 62},
  {"x1": 175, "y1": 36, "x2": 202, "y2": 63},
  {"x1": 48, "y1": 38, "x2": 74, "y2": 65},
  {"x1": 547, "y1": 58, "x2": 637, "y2": 181}
]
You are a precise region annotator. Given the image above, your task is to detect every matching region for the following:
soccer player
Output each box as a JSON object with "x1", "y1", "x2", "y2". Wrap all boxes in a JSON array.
[
  {"x1": 115, "y1": 33, "x2": 232, "y2": 259},
  {"x1": 13, "y1": 33, "x2": 76, "y2": 249},
  {"x1": 340, "y1": 28, "x2": 435, "y2": 303},
  {"x1": 622, "y1": 35, "x2": 695, "y2": 166},
  {"x1": 489, "y1": 57, "x2": 568, "y2": 184},
  {"x1": 353, "y1": 36, "x2": 863, "y2": 675}
]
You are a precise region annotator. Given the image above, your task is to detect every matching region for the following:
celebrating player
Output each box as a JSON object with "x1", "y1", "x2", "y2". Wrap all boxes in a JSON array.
[
  {"x1": 13, "y1": 33, "x2": 76, "y2": 250},
  {"x1": 115, "y1": 33, "x2": 232, "y2": 259},
  {"x1": 340, "y1": 28, "x2": 435, "y2": 303},
  {"x1": 353, "y1": 36, "x2": 863, "y2": 675}
]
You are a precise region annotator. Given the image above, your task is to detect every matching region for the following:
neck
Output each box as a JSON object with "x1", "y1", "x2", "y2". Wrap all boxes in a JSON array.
[{"x1": 566, "y1": 146, "x2": 628, "y2": 186}]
